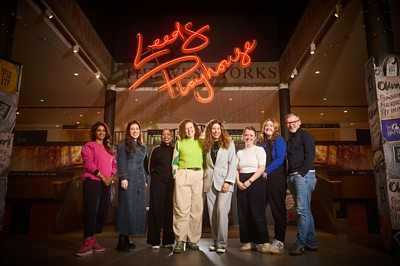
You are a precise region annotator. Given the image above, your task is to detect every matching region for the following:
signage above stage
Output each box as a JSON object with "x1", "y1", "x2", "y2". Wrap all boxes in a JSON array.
[{"x1": 128, "y1": 22, "x2": 258, "y2": 103}]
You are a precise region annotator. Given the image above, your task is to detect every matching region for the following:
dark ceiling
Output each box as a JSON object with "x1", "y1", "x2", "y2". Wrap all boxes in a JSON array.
[{"x1": 76, "y1": 0, "x2": 310, "y2": 62}]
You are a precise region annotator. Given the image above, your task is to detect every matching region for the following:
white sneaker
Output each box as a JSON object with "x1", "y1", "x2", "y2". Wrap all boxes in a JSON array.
[
  {"x1": 239, "y1": 243, "x2": 252, "y2": 252},
  {"x1": 209, "y1": 245, "x2": 216, "y2": 251},
  {"x1": 216, "y1": 247, "x2": 226, "y2": 253},
  {"x1": 152, "y1": 245, "x2": 160, "y2": 250},
  {"x1": 259, "y1": 243, "x2": 271, "y2": 254},
  {"x1": 270, "y1": 239, "x2": 284, "y2": 255}
]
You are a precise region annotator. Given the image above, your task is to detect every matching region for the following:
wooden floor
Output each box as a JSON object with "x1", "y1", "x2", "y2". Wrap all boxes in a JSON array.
[{"x1": 0, "y1": 225, "x2": 399, "y2": 266}]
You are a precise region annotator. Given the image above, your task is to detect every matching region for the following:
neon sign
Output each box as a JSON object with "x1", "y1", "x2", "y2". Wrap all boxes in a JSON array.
[{"x1": 129, "y1": 22, "x2": 257, "y2": 103}]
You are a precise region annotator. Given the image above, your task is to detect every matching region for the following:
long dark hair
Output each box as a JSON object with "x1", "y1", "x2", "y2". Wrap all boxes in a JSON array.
[
  {"x1": 90, "y1": 121, "x2": 114, "y2": 155},
  {"x1": 203, "y1": 119, "x2": 231, "y2": 153},
  {"x1": 124, "y1": 120, "x2": 144, "y2": 153}
]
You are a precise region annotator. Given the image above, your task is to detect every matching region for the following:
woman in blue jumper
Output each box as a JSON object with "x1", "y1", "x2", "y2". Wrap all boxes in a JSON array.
[{"x1": 258, "y1": 118, "x2": 287, "y2": 255}]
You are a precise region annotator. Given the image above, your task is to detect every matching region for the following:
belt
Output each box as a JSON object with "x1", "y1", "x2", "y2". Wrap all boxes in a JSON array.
[
  {"x1": 183, "y1": 168, "x2": 202, "y2": 171},
  {"x1": 289, "y1": 170, "x2": 315, "y2": 176}
]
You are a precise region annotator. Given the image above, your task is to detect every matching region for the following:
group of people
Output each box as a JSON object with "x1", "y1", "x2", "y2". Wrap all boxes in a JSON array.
[{"x1": 76, "y1": 113, "x2": 317, "y2": 257}]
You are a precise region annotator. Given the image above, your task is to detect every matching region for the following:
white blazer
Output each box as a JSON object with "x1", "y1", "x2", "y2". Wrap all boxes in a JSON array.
[{"x1": 204, "y1": 141, "x2": 237, "y2": 193}]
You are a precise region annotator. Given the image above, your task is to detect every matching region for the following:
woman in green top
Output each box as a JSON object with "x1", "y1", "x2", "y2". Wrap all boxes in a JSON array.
[{"x1": 172, "y1": 119, "x2": 204, "y2": 253}]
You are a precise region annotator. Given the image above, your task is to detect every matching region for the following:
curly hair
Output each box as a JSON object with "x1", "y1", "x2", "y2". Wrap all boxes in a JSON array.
[
  {"x1": 177, "y1": 119, "x2": 201, "y2": 140},
  {"x1": 124, "y1": 120, "x2": 144, "y2": 153},
  {"x1": 89, "y1": 121, "x2": 114, "y2": 155},
  {"x1": 203, "y1": 119, "x2": 232, "y2": 153},
  {"x1": 258, "y1": 118, "x2": 281, "y2": 145}
]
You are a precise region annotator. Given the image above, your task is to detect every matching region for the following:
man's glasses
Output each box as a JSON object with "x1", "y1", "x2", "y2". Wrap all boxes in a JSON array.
[{"x1": 286, "y1": 120, "x2": 299, "y2": 126}]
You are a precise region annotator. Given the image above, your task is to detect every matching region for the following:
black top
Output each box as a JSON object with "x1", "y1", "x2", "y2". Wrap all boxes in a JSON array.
[
  {"x1": 211, "y1": 141, "x2": 219, "y2": 165},
  {"x1": 148, "y1": 142, "x2": 174, "y2": 183},
  {"x1": 286, "y1": 128, "x2": 315, "y2": 176}
]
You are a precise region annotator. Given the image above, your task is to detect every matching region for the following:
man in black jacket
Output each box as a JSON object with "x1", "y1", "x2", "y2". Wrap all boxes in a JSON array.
[{"x1": 285, "y1": 114, "x2": 317, "y2": 256}]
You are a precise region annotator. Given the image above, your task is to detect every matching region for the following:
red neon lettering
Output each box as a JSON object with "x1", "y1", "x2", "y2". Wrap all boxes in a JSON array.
[{"x1": 129, "y1": 22, "x2": 257, "y2": 104}]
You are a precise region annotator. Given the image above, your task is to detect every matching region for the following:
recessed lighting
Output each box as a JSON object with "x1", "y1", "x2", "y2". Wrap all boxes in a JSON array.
[
  {"x1": 320, "y1": 112, "x2": 324, "y2": 116},
  {"x1": 40, "y1": 99, "x2": 45, "y2": 102},
  {"x1": 261, "y1": 110, "x2": 265, "y2": 113},
  {"x1": 228, "y1": 98, "x2": 233, "y2": 101},
  {"x1": 134, "y1": 98, "x2": 139, "y2": 102},
  {"x1": 74, "y1": 72, "x2": 79, "y2": 76},
  {"x1": 96, "y1": 111, "x2": 101, "y2": 114},
  {"x1": 79, "y1": 114, "x2": 83, "y2": 117},
  {"x1": 16, "y1": 111, "x2": 20, "y2": 115},
  {"x1": 322, "y1": 97, "x2": 328, "y2": 101},
  {"x1": 76, "y1": 121, "x2": 80, "y2": 124},
  {"x1": 344, "y1": 110, "x2": 348, "y2": 113},
  {"x1": 315, "y1": 71, "x2": 320, "y2": 74}
]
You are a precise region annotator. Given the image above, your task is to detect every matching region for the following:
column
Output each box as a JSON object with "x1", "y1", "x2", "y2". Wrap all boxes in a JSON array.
[
  {"x1": 0, "y1": 0, "x2": 18, "y2": 232},
  {"x1": 279, "y1": 83, "x2": 291, "y2": 140},
  {"x1": 104, "y1": 88, "x2": 116, "y2": 143},
  {"x1": 362, "y1": 0, "x2": 400, "y2": 255}
]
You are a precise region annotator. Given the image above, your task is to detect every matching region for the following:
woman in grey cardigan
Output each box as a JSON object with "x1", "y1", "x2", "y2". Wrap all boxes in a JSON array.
[{"x1": 203, "y1": 119, "x2": 237, "y2": 253}]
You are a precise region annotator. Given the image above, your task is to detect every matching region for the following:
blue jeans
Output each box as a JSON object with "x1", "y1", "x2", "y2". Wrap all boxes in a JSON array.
[{"x1": 288, "y1": 171, "x2": 317, "y2": 247}]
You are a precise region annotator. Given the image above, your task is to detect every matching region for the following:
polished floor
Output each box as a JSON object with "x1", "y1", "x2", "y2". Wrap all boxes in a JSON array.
[{"x1": 0, "y1": 225, "x2": 399, "y2": 266}]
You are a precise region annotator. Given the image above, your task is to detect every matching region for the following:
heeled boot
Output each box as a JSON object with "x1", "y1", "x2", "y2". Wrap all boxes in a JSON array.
[{"x1": 117, "y1": 234, "x2": 129, "y2": 251}]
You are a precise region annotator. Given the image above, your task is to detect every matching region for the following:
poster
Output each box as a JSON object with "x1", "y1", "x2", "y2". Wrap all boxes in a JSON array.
[{"x1": 0, "y1": 57, "x2": 22, "y2": 133}]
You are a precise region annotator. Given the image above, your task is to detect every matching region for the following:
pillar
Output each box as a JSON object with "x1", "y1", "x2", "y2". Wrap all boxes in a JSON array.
[
  {"x1": 104, "y1": 88, "x2": 116, "y2": 143},
  {"x1": 362, "y1": 0, "x2": 400, "y2": 255},
  {"x1": 279, "y1": 83, "x2": 291, "y2": 140}
]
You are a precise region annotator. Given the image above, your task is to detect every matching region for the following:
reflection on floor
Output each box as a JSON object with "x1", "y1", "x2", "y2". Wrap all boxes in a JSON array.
[{"x1": 0, "y1": 225, "x2": 399, "y2": 266}]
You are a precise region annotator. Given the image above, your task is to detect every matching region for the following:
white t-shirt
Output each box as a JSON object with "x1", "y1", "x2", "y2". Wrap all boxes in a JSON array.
[{"x1": 237, "y1": 145, "x2": 266, "y2": 173}]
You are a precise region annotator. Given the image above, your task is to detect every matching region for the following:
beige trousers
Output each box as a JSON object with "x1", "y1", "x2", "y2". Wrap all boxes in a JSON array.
[{"x1": 173, "y1": 169, "x2": 204, "y2": 243}]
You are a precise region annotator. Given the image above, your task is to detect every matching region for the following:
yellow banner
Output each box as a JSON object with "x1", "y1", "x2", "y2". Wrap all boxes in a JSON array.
[{"x1": 0, "y1": 59, "x2": 20, "y2": 94}]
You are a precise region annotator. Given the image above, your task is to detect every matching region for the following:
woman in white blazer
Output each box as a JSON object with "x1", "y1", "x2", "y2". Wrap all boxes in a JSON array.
[{"x1": 203, "y1": 119, "x2": 237, "y2": 253}]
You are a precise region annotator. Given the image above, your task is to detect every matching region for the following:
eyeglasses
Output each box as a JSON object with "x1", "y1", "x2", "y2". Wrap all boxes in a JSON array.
[{"x1": 286, "y1": 120, "x2": 299, "y2": 126}]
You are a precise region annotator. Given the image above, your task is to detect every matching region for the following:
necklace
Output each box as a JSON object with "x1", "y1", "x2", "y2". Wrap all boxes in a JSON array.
[{"x1": 212, "y1": 142, "x2": 219, "y2": 157}]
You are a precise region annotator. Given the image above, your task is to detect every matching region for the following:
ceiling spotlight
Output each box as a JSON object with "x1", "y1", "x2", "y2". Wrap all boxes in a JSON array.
[
  {"x1": 95, "y1": 72, "x2": 101, "y2": 79},
  {"x1": 291, "y1": 68, "x2": 298, "y2": 78},
  {"x1": 73, "y1": 45, "x2": 79, "y2": 53},
  {"x1": 44, "y1": 9, "x2": 53, "y2": 19},
  {"x1": 310, "y1": 42, "x2": 316, "y2": 55},
  {"x1": 335, "y1": 3, "x2": 342, "y2": 18}
]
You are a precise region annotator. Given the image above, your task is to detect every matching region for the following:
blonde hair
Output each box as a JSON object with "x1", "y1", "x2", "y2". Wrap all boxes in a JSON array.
[{"x1": 259, "y1": 118, "x2": 281, "y2": 145}]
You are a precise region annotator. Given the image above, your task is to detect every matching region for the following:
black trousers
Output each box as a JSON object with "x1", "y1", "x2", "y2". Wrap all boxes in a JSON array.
[
  {"x1": 83, "y1": 178, "x2": 111, "y2": 238},
  {"x1": 265, "y1": 170, "x2": 287, "y2": 242},
  {"x1": 237, "y1": 173, "x2": 268, "y2": 244},
  {"x1": 146, "y1": 179, "x2": 175, "y2": 246}
]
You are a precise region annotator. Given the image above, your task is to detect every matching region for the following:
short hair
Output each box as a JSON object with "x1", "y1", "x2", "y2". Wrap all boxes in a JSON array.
[{"x1": 285, "y1": 113, "x2": 300, "y2": 121}]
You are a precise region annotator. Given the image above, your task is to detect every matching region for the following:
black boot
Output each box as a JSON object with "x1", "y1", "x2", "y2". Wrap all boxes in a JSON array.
[
  {"x1": 125, "y1": 236, "x2": 136, "y2": 250},
  {"x1": 117, "y1": 234, "x2": 129, "y2": 251}
]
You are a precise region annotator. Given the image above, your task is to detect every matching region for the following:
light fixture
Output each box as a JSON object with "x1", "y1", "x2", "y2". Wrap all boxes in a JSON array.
[
  {"x1": 315, "y1": 70, "x2": 320, "y2": 74},
  {"x1": 72, "y1": 45, "x2": 79, "y2": 53},
  {"x1": 334, "y1": 3, "x2": 342, "y2": 18},
  {"x1": 310, "y1": 42, "x2": 316, "y2": 55},
  {"x1": 95, "y1": 72, "x2": 101, "y2": 79},
  {"x1": 73, "y1": 72, "x2": 79, "y2": 76},
  {"x1": 291, "y1": 68, "x2": 298, "y2": 78},
  {"x1": 44, "y1": 9, "x2": 53, "y2": 19}
]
